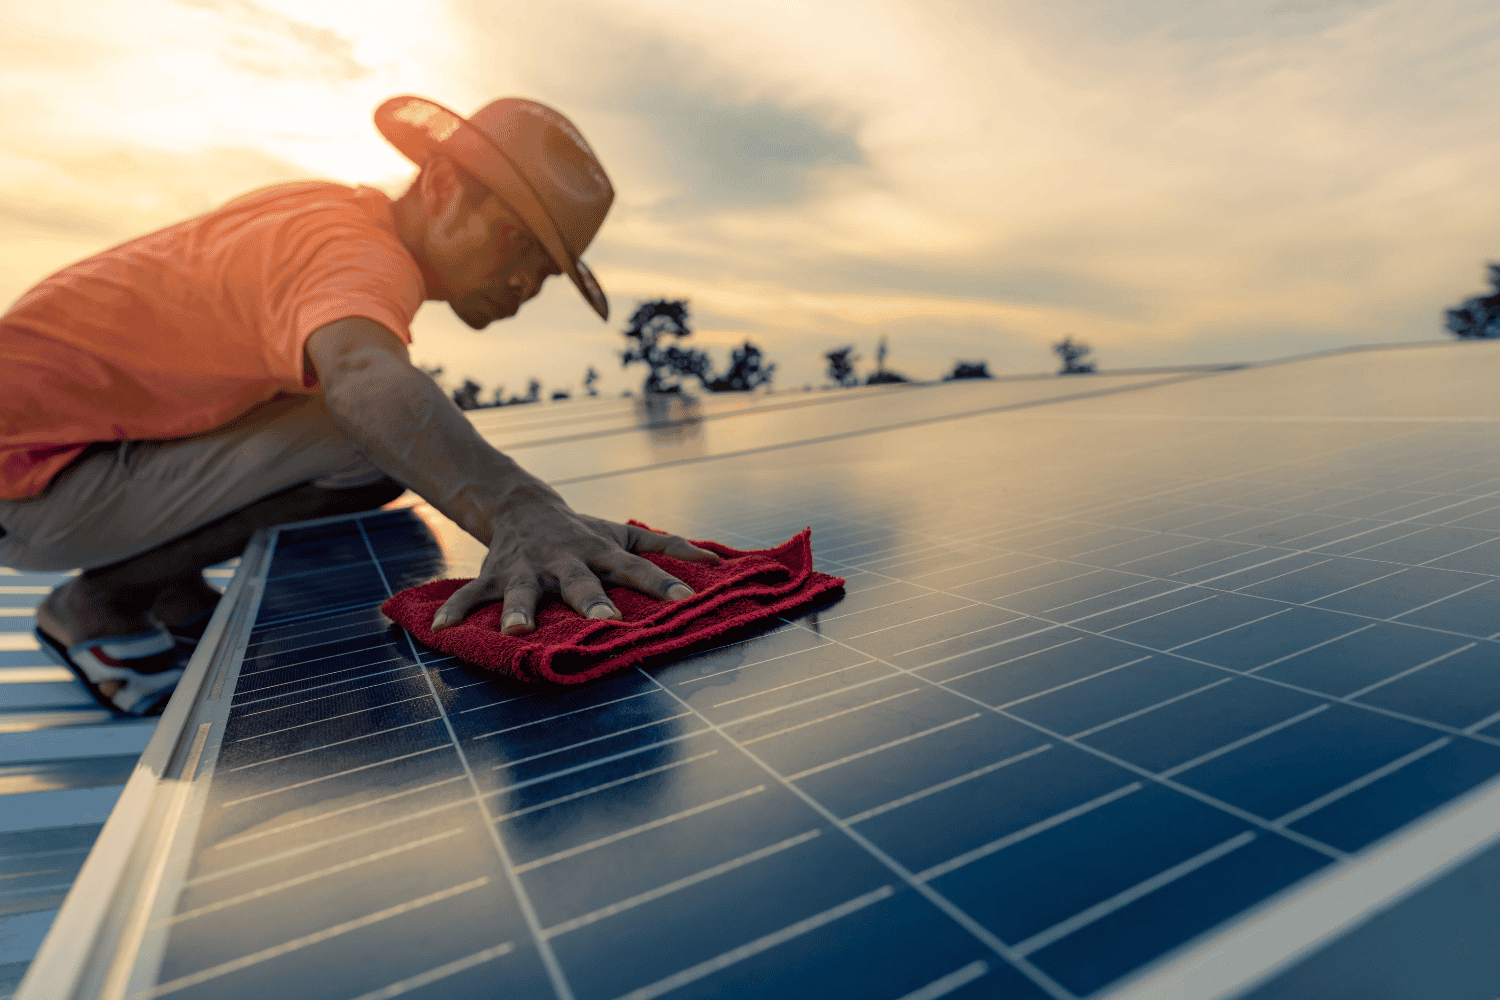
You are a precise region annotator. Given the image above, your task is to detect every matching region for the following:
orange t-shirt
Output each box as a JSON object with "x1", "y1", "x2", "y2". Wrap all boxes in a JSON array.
[{"x1": 0, "y1": 182, "x2": 426, "y2": 499}]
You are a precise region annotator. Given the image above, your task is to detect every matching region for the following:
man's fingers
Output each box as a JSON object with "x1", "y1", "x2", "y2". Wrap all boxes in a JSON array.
[
  {"x1": 435, "y1": 519, "x2": 715, "y2": 635},
  {"x1": 626, "y1": 526, "x2": 721, "y2": 564},
  {"x1": 431, "y1": 578, "x2": 501, "y2": 631},
  {"x1": 598, "y1": 552, "x2": 695, "y2": 601},
  {"x1": 499, "y1": 578, "x2": 541, "y2": 635},
  {"x1": 554, "y1": 560, "x2": 620, "y2": 621}
]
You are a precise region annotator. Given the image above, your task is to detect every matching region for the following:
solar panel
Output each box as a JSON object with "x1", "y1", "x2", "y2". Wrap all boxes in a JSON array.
[{"x1": 20, "y1": 345, "x2": 1500, "y2": 1000}]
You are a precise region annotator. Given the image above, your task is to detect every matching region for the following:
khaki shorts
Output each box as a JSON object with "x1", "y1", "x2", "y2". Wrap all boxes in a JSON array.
[{"x1": 0, "y1": 394, "x2": 387, "y2": 572}]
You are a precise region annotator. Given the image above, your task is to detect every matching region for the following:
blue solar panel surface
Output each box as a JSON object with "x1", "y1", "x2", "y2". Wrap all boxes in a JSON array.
[{"x1": 51, "y1": 346, "x2": 1500, "y2": 1000}]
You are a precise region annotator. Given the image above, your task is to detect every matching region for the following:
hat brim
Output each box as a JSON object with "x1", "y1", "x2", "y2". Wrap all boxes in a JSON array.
[{"x1": 375, "y1": 95, "x2": 609, "y2": 321}]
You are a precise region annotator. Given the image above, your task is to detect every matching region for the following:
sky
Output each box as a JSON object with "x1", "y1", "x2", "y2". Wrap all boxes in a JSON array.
[{"x1": 3, "y1": 0, "x2": 1499, "y2": 395}]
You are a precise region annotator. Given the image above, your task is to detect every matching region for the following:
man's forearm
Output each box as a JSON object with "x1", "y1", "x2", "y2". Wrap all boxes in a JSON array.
[
  {"x1": 319, "y1": 348, "x2": 556, "y2": 545},
  {"x1": 303, "y1": 318, "x2": 717, "y2": 631}
]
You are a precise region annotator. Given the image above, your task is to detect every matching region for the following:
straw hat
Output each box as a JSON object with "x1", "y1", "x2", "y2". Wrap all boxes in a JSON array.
[{"x1": 375, "y1": 95, "x2": 614, "y2": 320}]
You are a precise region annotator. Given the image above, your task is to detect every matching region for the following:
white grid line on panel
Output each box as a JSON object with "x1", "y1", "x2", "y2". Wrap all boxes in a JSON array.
[
  {"x1": 219, "y1": 717, "x2": 443, "y2": 774},
  {"x1": 226, "y1": 693, "x2": 434, "y2": 744},
  {"x1": 634, "y1": 667, "x2": 1077, "y2": 1000},
  {"x1": 1157, "y1": 706, "x2": 1331, "y2": 780},
  {"x1": 771, "y1": 616, "x2": 1351, "y2": 867},
  {"x1": 236, "y1": 668, "x2": 425, "y2": 718},
  {"x1": 234, "y1": 659, "x2": 415, "y2": 705},
  {"x1": 509, "y1": 786, "x2": 767, "y2": 874},
  {"x1": 541, "y1": 829, "x2": 823, "y2": 939},
  {"x1": 710, "y1": 659, "x2": 881, "y2": 709},
  {"x1": 1343, "y1": 643, "x2": 1478, "y2": 701},
  {"x1": 162, "y1": 828, "x2": 464, "y2": 927},
  {"x1": 994, "y1": 656, "x2": 1154, "y2": 712},
  {"x1": 785, "y1": 714, "x2": 982, "y2": 782},
  {"x1": 143, "y1": 877, "x2": 492, "y2": 999},
  {"x1": 715, "y1": 673, "x2": 906, "y2": 730},
  {"x1": 609, "y1": 885, "x2": 897, "y2": 1000},
  {"x1": 238, "y1": 637, "x2": 396, "y2": 676},
  {"x1": 735, "y1": 688, "x2": 921, "y2": 745},
  {"x1": 489, "y1": 715, "x2": 703, "y2": 773},
  {"x1": 842, "y1": 744, "x2": 1055, "y2": 826},
  {"x1": 892, "y1": 961, "x2": 991, "y2": 1000},
  {"x1": 488, "y1": 730, "x2": 711, "y2": 798},
  {"x1": 467, "y1": 689, "x2": 661, "y2": 741},
  {"x1": 356, "y1": 520, "x2": 579, "y2": 1000},
  {"x1": 1010, "y1": 832, "x2": 1257, "y2": 958},
  {"x1": 1271, "y1": 738, "x2": 1454, "y2": 829},
  {"x1": 212, "y1": 775, "x2": 469, "y2": 851},
  {"x1": 491, "y1": 751, "x2": 720, "y2": 821},
  {"x1": 914, "y1": 783, "x2": 1145, "y2": 883},
  {"x1": 344, "y1": 942, "x2": 518, "y2": 1000}
]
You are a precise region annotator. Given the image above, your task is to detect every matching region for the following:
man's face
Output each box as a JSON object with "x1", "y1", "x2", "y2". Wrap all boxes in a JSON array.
[{"x1": 422, "y1": 180, "x2": 562, "y2": 330}]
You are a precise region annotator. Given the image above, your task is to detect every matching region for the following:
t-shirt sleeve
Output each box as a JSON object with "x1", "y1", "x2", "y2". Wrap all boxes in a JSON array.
[{"x1": 260, "y1": 217, "x2": 426, "y2": 389}]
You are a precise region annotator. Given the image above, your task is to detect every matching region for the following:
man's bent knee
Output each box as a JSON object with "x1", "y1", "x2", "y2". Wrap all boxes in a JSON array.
[{"x1": 303, "y1": 475, "x2": 408, "y2": 516}]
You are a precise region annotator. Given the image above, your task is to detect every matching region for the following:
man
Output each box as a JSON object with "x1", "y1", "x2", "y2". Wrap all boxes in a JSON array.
[{"x1": 0, "y1": 95, "x2": 718, "y2": 715}]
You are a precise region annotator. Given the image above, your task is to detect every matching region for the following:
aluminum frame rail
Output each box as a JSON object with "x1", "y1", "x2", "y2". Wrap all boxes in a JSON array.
[{"x1": 14, "y1": 527, "x2": 276, "y2": 1000}]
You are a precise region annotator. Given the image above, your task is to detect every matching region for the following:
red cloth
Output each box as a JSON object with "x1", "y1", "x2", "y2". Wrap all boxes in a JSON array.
[{"x1": 381, "y1": 526, "x2": 844, "y2": 685}]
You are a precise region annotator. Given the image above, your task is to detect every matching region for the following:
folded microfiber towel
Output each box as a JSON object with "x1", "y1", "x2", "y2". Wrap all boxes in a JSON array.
[{"x1": 381, "y1": 525, "x2": 845, "y2": 685}]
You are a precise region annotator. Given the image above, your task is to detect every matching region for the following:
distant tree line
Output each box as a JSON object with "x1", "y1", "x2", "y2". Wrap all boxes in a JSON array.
[
  {"x1": 434, "y1": 366, "x2": 602, "y2": 412},
  {"x1": 428, "y1": 296, "x2": 1125, "y2": 408},
  {"x1": 1446, "y1": 264, "x2": 1500, "y2": 339}
]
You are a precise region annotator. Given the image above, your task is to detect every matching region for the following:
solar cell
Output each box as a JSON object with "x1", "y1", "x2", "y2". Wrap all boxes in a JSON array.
[{"x1": 21, "y1": 344, "x2": 1500, "y2": 999}]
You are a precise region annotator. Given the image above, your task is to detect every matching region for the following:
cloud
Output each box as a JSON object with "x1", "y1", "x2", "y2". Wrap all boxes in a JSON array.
[
  {"x1": 623, "y1": 89, "x2": 864, "y2": 216},
  {"x1": 172, "y1": 0, "x2": 372, "y2": 83},
  {"x1": 5, "y1": 0, "x2": 1500, "y2": 391},
  {"x1": 405, "y1": 0, "x2": 1500, "y2": 383}
]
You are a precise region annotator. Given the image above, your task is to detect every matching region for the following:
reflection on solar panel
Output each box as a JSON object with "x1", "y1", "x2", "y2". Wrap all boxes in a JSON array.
[{"x1": 20, "y1": 344, "x2": 1500, "y2": 1000}]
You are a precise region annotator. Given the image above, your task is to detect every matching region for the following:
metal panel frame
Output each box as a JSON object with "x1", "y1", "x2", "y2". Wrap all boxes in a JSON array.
[{"x1": 14, "y1": 525, "x2": 279, "y2": 1000}]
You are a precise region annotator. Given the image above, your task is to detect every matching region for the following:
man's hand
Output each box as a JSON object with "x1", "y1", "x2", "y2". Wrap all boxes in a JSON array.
[
  {"x1": 433, "y1": 492, "x2": 719, "y2": 633},
  {"x1": 303, "y1": 317, "x2": 718, "y2": 631}
]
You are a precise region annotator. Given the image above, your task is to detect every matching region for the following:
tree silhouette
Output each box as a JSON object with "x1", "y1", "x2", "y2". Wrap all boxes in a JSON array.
[
  {"x1": 621, "y1": 299, "x2": 713, "y2": 393},
  {"x1": 826, "y1": 346, "x2": 860, "y2": 387},
  {"x1": 584, "y1": 366, "x2": 600, "y2": 396},
  {"x1": 1054, "y1": 336, "x2": 1095, "y2": 374},
  {"x1": 452, "y1": 379, "x2": 483, "y2": 410},
  {"x1": 944, "y1": 361, "x2": 993, "y2": 380},
  {"x1": 1445, "y1": 264, "x2": 1500, "y2": 339},
  {"x1": 865, "y1": 335, "x2": 910, "y2": 384},
  {"x1": 621, "y1": 299, "x2": 776, "y2": 393},
  {"x1": 707, "y1": 341, "x2": 776, "y2": 392}
]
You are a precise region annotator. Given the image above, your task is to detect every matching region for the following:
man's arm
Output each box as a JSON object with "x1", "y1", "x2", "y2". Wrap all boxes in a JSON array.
[{"x1": 304, "y1": 317, "x2": 718, "y2": 633}]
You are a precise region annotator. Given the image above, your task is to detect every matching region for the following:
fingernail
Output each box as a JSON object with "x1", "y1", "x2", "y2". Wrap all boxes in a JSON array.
[
  {"x1": 431, "y1": 614, "x2": 452, "y2": 631},
  {"x1": 502, "y1": 612, "x2": 529, "y2": 632},
  {"x1": 586, "y1": 603, "x2": 618, "y2": 620},
  {"x1": 667, "y1": 583, "x2": 693, "y2": 600}
]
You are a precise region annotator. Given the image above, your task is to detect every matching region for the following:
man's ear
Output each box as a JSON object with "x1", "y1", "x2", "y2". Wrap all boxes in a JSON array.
[
  {"x1": 504, "y1": 215, "x2": 538, "y2": 254},
  {"x1": 420, "y1": 158, "x2": 465, "y2": 217}
]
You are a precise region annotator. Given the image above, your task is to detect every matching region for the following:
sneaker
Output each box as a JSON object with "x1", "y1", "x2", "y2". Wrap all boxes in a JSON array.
[{"x1": 35, "y1": 626, "x2": 184, "y2": 716}]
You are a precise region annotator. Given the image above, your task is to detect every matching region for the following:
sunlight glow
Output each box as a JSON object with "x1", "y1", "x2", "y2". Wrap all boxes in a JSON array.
[{"x1": 4, "y1": 0, "x2": 1499, "y2": 388}]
